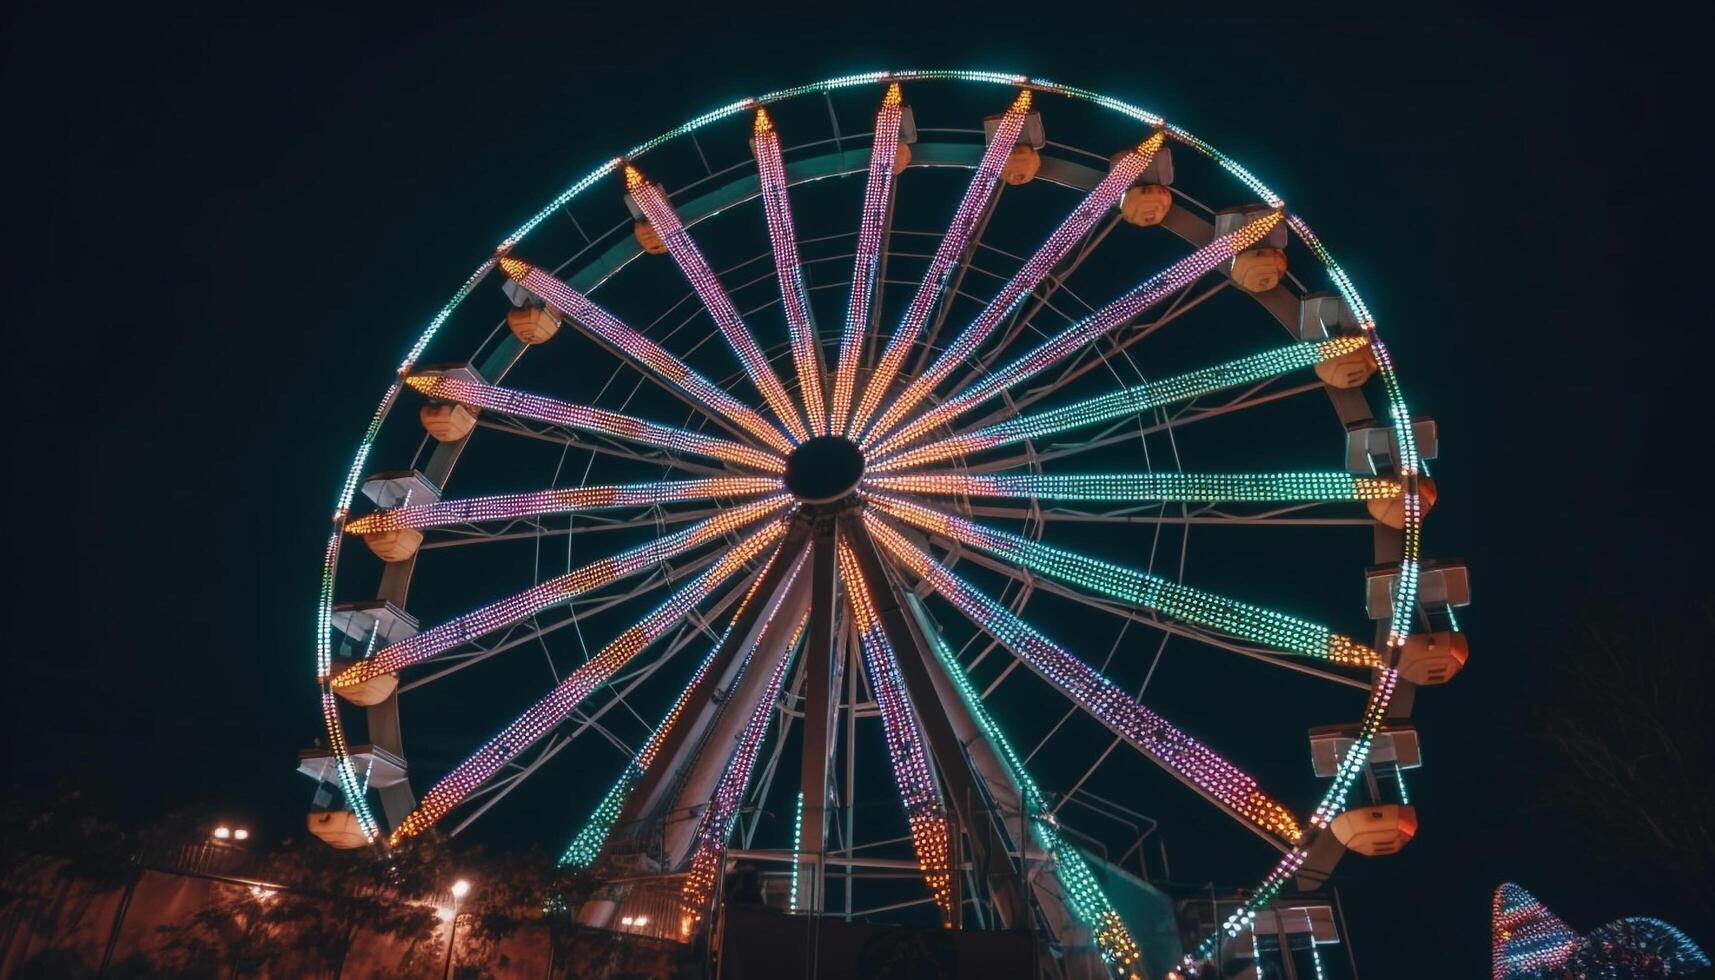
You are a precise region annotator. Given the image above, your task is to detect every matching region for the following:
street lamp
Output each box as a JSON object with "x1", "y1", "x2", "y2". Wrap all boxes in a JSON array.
[{"x1": 442, "y1": 879, "x2": 472, "y2": 980}]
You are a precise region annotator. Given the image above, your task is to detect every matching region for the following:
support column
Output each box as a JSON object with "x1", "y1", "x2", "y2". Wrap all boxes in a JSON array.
[
  {"x1": 606, "y1": 516, "x2": 813, "y2": 860},
  {"x1": 795, "y1": 511, "x2": 840, "y2": 913}
]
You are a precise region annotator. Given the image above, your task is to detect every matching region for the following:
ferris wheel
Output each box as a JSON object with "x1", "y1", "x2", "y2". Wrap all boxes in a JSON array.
[{"x1": 303, "y1": 71, "x2": 1468, "y2": 978}]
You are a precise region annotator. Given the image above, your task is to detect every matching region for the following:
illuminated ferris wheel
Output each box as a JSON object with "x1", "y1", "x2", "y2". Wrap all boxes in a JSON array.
[{"x1": 303, "y1": 71, "x2": 1467, "y2": 978}]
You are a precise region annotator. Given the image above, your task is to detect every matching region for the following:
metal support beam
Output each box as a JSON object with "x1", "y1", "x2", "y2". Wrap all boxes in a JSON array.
[
  {"x1": 839, "y1": 514, "x2": 1030, "y2": 928},
  {"x1": 795, "y1": 511, "x2": 840, "y2": 914},
  {"x1": 607, "y1": 516, "x2": 812, "y2": 855}
]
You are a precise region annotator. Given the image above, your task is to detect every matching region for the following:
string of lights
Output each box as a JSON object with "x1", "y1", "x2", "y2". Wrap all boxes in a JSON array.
[
  {"x1": 623, "y1": 164, "x2": 809, "y2": 442},
  {"x1": 872, "y1": 335, "x2": 1370, "y2": 472},
  {"x1": 558, "y1": 547, "x2": 794, "y2": 867},
  {"x1": 388, "y1": 519, "x2": 789, "y2": 842},
  {"x1": 919, "y1": 620, "x2": 1142, "y2": 971},
  {"x1": 1491, "y1": 883, "x2": 1580, "y2": 979},
  {"x1": 498, "y1": 258, "x2": 794, "y2": 453},
  {"x1": 331, "y1": 496, "x2": 790, "y2": 689},
  {"x1": 830, "y1": 83, "x2": 903, "y2": 436},
  {"x1": 345, "y1": 477, "x2": 779, "y2": 535},
  {"x1": 866, "y1": 515, "x2": 1302, "y2": 844},
  {"x1": 868, "y1": 211, "x2": 1283, "y2": 456},
  {"x1": 837, "y1": 536, "x2": 956, "y2": 923},
  {"x1": 867, "y1": 494, "x2": 1378, "y2": 668},
  {"x1": 403, "y1": 373, "x2": 784, "y2": 473},
  {"x1": 680, "y1": 607, "x2": 810, "y2": 935},
  {"x1": 752, "y1": 108, "x2": 826, "y2": 436},
  {"x1": 866, "y1": 471, "x2": 1400, "y2": 505},
  {"x1": 846, "y1": 89, "x2": 1032, "y2": 437},
  {"x1": 861, "y1": 132, "x2": 1167, "y2": 449}
]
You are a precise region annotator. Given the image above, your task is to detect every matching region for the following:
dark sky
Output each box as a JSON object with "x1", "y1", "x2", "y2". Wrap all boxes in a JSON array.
[{"x1": 5, "y1": 6, "x2": 1710, "y2": 977}]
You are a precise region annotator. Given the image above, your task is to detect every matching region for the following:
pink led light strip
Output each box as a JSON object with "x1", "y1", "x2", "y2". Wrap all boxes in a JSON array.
[
  {"x1": 861, "y1": 132, "x2": 1167, "y2": 450},
  {"x1": 836, "y1": 536, "x2": 956, "y2": 922},
  {"x1": 404, "y1": 373, "x2": 783, "y2": 474},
  {"x1": 389, "y1": 518, "x2": 789, "y2": 842},
  {"x1": 752, "y1": 109, "x2": 827, "y2": 436},
  {"x1": 864, "y1": 513, "x2": 1302, "y2": 844},
  {"x1": 869, "y1": 210, "x2": 1282, "y2": 456},
  {"x1": 830, "y1": 84, "x2": 904, "y2": 437},
  {"x1": 680, "y1": 606, "x2": 809, "y2": 935},
  {"x1": 625, "y1": 165, "x2": 809, "y2": 443},
  {"x1": 499, "y1": 258, "x2": 793, "y2": 454},
  {"x1": 846, "y1": 90, "x2": 1033, "y2": 438},
  {"x1": 345, "y1": 477, "x2": 779, "y2": 535},
  {"x1": 331, "y1": 495, "x2": 789, "y2": 688}
]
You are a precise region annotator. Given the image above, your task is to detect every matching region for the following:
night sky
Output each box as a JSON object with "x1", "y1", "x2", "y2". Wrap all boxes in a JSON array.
[{"x1": 5, "y1": 7, "x2": 1710, "y2": 976}]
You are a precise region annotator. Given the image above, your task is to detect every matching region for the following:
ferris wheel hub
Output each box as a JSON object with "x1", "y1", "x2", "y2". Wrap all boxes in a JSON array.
[{"x1": 783, "y1": 435, "x2": 865, "y2": 504}]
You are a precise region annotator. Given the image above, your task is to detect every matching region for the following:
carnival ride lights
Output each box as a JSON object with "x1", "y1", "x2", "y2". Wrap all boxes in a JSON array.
[
  {"x1": 624, "y1": 163, "x2": 809, "y2": 443},
  {"x1": 1492, "y1": 883, "x2": 1711, "y2": 980},
  {"x1": 837, "y1": 537, "x2": 956, "y2": 923},
  {"x1": 845, "y1": 89, "x2": 1032, "y2": 438},
  {"x1": 858, "y1": 130, "x2": 1169, "y2": 449},
  {"x1": 829, "y1": 83, "x2": 904, "y2": 437},
  {"x1": 496, "y1": 257, "x2": 794, "y2": 454},
  {"x1": 312, "y1": 73, "x2": 1457, "y2": 977}
]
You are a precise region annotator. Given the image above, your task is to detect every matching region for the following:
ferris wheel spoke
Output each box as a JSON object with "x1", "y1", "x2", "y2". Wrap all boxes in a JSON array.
[
  {"x1": 866, "y1": 471, "x2": 1401, "y2": 509},
  {"x1": 961, "y1": 378, "x2": 1327, "y2": 475},
  {"x1": 398, "y1": 548, "x2": 734, "y2": 696},
  {"x1": 346, "y1": 476, "x2": 780, "y2": 538},
  {"x1": 413, "y1": 502, "x2": 754, "y2": 552},
  {"x1": 866, "y1": 494, "x2": 1380, "y2": 669},
  {"x1": 953, "y1": 278, "x2": 1226, "y2": 437},
  {"x1": 837, "y1": 535, "x2": 957, "y2": 924},
  {"x1": 957, "y1": 501, "x2": 1375, "y2": 528},
  {"x1": 561, "y1": 543, "x2": 801, "y2": 867},
  {"x1": 680, "y1": 606, "x2": 809, "y2": 936},
  {"x1": 904, "y1": 600, "x2": 1145, "y2": 970},
  {"x1": 945, "y1": 212, "x2": 1122, "y2": 399},
  {"x1": 498, "y1": 258, "x2": 794, "y2": 454},
  {"x1": 473, "y1": 414, "x2": 739, "y2": 479},
  {"x1": 860, "y1": 133, "x2": 1169, "y2": 451},
  {"x1": 870, "y1": 335, "x2": 1369, "y2": 473},
  {"x1": 933, "y1": 543, "x2": 1372, "y2": 691},
  {"x1": 751, "y1": 109, "x2": 828, "y2": 435},
  {"x1": 406, "y1": 372, "x2": 783, "y2": 473},
  {"x1": 624, "y1": 164, "x2": 810, "y2": 442},
  {"x1": 847, "y1": 90, "x2": 1034, "y2": 438},
  {"x1": 830, "y1": 84, "x2": 905, "y2": 437},
  {"x1": 330, "y1": 495, "x2": 790, "y2": 692},
  {"x1": 869, "y1": 207, "x2": 1280, "y2": 457},
  {"x1": 388, "y1": 518, "x2": 791, "y2": 842},
  {"x1": 863, "y1": 512, "x2": 1304, "y2": 848}
]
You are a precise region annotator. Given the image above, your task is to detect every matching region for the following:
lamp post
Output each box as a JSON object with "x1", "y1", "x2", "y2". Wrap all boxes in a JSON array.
[{"x1": 442, "y1": 879, "x2": 471, "y2": 980}]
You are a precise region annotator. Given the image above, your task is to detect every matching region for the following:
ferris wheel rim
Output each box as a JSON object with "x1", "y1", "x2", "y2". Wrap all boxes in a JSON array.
[{"x1": 312, "y1": 70, "x2": 1436, "y2": 974}]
